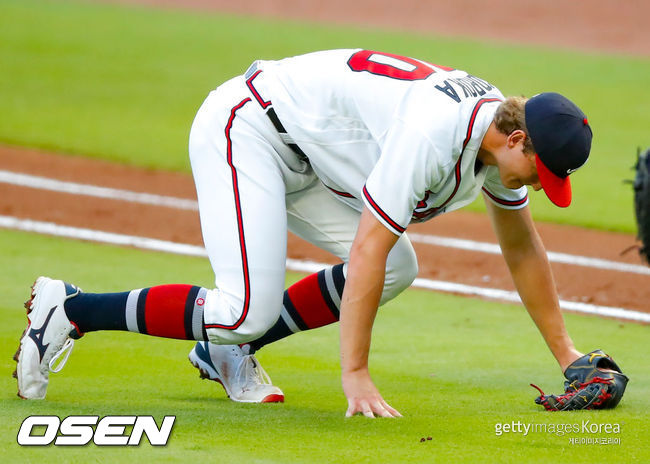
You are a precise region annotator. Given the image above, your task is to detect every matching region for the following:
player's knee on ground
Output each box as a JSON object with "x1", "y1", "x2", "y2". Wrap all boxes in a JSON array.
[
  {"x1": 380, "y1": 234, "x2": 418, "y2": 305},
  {"x1": 203, "y1": 287, "x2": 282, "y2": 345}
]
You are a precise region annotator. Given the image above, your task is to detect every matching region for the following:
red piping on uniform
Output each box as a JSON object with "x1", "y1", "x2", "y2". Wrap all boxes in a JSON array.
[
  {"x1": 462, "y1": 98, "x2": 502, "y2": 150},
  {"x1": 245, "y1": 70, "x2": 271, "y2": 109},
  {"x1": 410, "y1": 98, "x2": 502, "y2": 220},
  {"x1": 440, "y1": 98, "x2": 503, "y2": 212},
  {"x1": 481, "y1": 187, "x2": 528, "y2": 206},
  {"x1": 448, "y1": 98, "x2": 502, "y2": 205},
  {"x1": 362, "y1": 185, "x2": 406, "y2": 233},
  {"x1": 364, "y1": 99, "x2": 501, "y2": 231},
  {"x1": 205, "y1": 98, "x2": 253, "y2": 331},
  {"x1": 324, "y1": 183, "x2": 355, "y2": 198}
]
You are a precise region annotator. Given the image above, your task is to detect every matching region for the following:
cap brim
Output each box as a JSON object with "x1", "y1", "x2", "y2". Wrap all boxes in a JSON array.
[{"x1": 535, "y1": 154, "x2": 572, "y2": 208}]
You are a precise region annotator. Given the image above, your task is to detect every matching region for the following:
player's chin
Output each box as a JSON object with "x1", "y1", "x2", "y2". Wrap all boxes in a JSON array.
[{"x1": 500, "y1": 174, "x2": 523, "y2": 190}]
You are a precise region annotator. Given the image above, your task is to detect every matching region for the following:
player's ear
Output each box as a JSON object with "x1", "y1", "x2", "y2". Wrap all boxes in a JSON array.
[{"x1": 506, "y1": 130, "x2": 527, "y2": 149}]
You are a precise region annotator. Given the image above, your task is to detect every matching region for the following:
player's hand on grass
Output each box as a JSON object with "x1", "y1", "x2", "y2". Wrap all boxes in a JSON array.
[{"x1": 342, "y1": 369, "x2": 402, "y2": 418}]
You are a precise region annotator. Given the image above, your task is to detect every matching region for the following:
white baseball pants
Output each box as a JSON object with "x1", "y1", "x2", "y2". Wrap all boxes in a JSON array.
[{"x1": 188, "y1": 75, "x2": 417, "y2": 344}]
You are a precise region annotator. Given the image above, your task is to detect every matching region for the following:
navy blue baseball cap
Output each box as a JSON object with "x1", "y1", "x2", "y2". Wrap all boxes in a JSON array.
[{"x1": 525, "y1": 93, "x2": 592, "y2": 207}]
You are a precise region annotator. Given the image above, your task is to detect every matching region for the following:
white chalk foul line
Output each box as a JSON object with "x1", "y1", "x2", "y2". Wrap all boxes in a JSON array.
[
  {"x1": 0, "y1": 170, "x2": 198, "y2": 211},
  {"x1": 1, "y1": 169, "x2": 649, "y2": 276},
  {"x1": 1, "y1": 215, "x2": 648, "y2": 323},
  {"x1": 407, "y1": 233, "x2": 650, "y2": 276}
]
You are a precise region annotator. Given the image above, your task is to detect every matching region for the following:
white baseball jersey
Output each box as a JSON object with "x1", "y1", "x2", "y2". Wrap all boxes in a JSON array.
[
  {"x1": 247, "y1": 49, "x2": 528, "y2": 235},
  {"x1": 189, "y1": 49, "x2": 529, "y2": 342}
]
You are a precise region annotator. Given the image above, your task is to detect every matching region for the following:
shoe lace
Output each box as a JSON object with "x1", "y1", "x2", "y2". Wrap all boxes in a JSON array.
[
  {"x1": 234, "y1": 354, "x2": 273, "y2": 388},
  {"x1": 48, "y1": 338, "x2": 74, "y2": 373}
]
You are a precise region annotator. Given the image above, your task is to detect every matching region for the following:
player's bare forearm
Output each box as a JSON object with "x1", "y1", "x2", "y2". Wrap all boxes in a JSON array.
[
  {"x1": 340, "y1": 207, "x2": 400, "y2": 417},
  {"x1": 504, "y1": 236, "x2": 581, "y2": 370},
  {"x1": 340, "y1": 208, "x2": 397, "y2": 373},
  {"x1": 485, "y1": 199, "x2": 582, "y2": 371},
  {"x1": 339, "y1": 251, "x2": 384, "y2": 375}
]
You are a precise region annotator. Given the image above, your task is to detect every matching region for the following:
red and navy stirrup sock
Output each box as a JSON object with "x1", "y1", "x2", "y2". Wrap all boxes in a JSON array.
[
  {"x1": 64, "y1": 284, "x2": 209, "y2": 340},
  {"x1": 63, "y1": 263, "x2": 345, "y2": 346},
  {"x1": 247, "y1": 263, "x2": 345, "y2": 352}
]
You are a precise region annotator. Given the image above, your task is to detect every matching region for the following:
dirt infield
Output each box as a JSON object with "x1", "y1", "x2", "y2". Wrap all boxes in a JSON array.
[{"x1": 1, "y1": 145, "x2": 648, "y2": 315}]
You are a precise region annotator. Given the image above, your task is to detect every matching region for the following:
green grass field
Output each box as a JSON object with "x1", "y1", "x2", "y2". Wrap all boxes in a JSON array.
[
  {"x1": 1, "y1": 0, "x2": 649, "y2": 231},
  {"x1": 0, "y1": 228, "x2": 648, "y2": 463}
]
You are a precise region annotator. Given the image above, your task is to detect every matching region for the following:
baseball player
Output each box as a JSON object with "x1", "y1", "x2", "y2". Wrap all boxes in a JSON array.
[{"x1": 15, "y1": 49, "x2": 593, "y2": 417}]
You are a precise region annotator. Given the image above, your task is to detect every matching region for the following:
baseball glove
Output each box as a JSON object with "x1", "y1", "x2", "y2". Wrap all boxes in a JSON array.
[
  {"x1": 530, "y1": 350, "x2": 629, "y2": 411},
  {"x1": 633, "y1": 147, "x2": 650, "y2": 264}
]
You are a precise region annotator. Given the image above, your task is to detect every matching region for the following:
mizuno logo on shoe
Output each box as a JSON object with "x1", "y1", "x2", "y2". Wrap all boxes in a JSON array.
[
  {"x1": 195, "y1": 342, "x2": 217, "y2": 371},
  {"x1": 27, "y1": 306, "x2": 58, "y2": 362}
]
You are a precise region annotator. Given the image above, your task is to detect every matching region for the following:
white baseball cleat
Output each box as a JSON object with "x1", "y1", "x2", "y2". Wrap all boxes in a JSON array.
[
  {"x1": 14, "y1": 277, "x2": 81, "y2": 399},
  {"x1": 189, "y1": 342, "x2": 284, "y2": 403}
]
